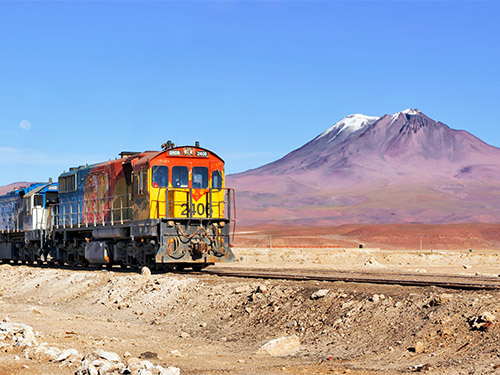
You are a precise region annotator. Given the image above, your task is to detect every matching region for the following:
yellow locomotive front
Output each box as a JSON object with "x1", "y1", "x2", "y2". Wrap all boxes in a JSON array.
[{"x1": 133, "y1": 142, "x2": 235, "y2": 268}]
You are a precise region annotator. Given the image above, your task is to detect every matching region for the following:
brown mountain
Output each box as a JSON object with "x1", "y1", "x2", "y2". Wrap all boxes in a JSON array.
[{"x1": 228, "y1": 109, "x2": 500, "y2": 225}]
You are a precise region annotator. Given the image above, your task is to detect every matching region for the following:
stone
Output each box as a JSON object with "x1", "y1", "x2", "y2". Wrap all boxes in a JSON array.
[
  {"x1": 310, "y1": 289, "x2": 329, "y2": 300},
  {"x1": 414, "y1": 341, "x2": 425, "y2": 354},
  {"x1": 56, "y1": 348, "x2": 79, "y2": 362},
  {"x1": 258, "y1": 335, "x2": 301, "y2": 356},
  {"x1": 234, "y1": 286, "x2": 249, "y2": 294},
  {"x1": 93, "y1": 348, "x2": 121, "y2": 362},
  {"x1": 170, "y1": 350, "x2": 182, "y2": 357},
  {"x1": 157, "y1": 366, "x2": 181, "y2": 375},
  {"x1": 257, "y1": 285, "x2": 268, "y2": 293},
  {"x1": 139, "y1": 360, "x2": 154, "y2": 369},
  {"x1": 141, "y1": 267, "x2": 152, "y2": 276},
  {"x1": 140, "y1": 351, "x2": 158, "y2": 359},
  {"x1": 43, "y1": 347, "x2": 62, "y2": 361},
  {"x1": 469, "y1": 312, "x2": 496, "y2": 331},
  {"x1": 179, "y1": 331, "x2": 190, "y2": 339}
]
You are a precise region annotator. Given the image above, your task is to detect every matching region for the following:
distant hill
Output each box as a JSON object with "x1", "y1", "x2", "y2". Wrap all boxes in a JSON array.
[
  {"x1": 0, "y1": 182, "x2": 33, "y2": 195},
  {"x1": 228, "y1": 109, "x2": 500, "y2": 225}
]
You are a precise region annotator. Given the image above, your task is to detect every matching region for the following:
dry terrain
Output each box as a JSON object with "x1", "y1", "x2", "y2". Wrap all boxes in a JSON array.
[
  {"x1": 1, "y1": 238, "x2": 500, "y2": 374},
  {"x1": 233, "y1": 223, "x2": 500, "y2": 250},
  {"x1": 2, "y1": 223, "x2": 500, "y2": 374}
]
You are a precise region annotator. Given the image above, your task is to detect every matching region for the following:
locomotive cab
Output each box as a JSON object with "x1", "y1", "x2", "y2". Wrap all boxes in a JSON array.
[{"x1": 22, "y1": 183, "x2": 58, "y2": 231}]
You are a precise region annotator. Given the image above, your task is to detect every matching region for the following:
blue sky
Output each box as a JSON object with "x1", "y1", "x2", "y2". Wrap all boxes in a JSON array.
[{"x1": 0, "y1": 0, "x2": 499, "y2": 185}]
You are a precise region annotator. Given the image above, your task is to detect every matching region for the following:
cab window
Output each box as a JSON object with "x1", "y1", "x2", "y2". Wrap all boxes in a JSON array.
[
  {"x1": 152, "y1": 165, "x2": 169, "y2": 188},
  {"x1": 34, "y1": 194, "x2": 44, "y2": 207},
  {"x1": 172, "y1": 166, "x2": 188, "y2": 188},
  {"x1": 212, "y1": 170, "x2": 222, "y2": 189},
  {"x1": 192, "y1": 167, "x2": 208, "y2": 189}
]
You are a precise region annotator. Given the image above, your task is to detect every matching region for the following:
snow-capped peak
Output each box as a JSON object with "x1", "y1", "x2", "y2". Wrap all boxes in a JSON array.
[
  {"x1": 316, "y1": 114, "x2": 379, "y2": 142},
  {"x1": 400, "y1": 108, "x2": 421, "y2": 115},
  {"x1": 390, "y1": 108, "x2": 422, "y2": 124}
]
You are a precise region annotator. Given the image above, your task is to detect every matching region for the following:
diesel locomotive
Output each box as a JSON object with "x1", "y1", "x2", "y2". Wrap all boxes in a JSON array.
[{"x1": 0, "y1": 142, "x2": 235, "y2": 270}]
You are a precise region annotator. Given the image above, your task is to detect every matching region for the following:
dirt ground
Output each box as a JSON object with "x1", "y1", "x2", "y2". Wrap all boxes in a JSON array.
[
  {"x1": 233, "y1": 223, "x2": 500, "y2": 250},
  {"x1": 1, "y1": 225, "x2": 500, "y2": 374}
]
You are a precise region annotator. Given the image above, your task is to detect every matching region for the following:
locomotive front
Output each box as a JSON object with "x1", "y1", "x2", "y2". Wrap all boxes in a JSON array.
[{"x1": 145, "y1": 142, "x2": 235, "y2": 268}]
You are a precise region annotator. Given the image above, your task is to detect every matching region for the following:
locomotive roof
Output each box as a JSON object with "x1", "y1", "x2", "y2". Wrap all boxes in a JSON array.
[{"x1": 58, "y1": 145, "x2": 224, "y2": 177}]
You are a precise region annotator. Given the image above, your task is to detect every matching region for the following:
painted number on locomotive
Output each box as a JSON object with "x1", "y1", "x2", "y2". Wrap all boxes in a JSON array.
[{"x1": 180, "y1": 203, "x2": 213, "y2": 216}]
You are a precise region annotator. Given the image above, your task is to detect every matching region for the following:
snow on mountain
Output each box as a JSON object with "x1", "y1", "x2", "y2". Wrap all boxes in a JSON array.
[{"x1": 315, "y1": 114, "x2": 379, "y2": 142}]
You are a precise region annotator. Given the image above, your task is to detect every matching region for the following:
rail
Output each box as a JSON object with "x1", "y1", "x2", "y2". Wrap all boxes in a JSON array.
[{"x1": 202, "y1": 267, "x2": 500, "y2": 291}]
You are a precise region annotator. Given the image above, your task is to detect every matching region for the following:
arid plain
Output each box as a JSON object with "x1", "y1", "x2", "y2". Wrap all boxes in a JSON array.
[{"x1": 1, "y1": 223, "x2": 500, "y2": 374}]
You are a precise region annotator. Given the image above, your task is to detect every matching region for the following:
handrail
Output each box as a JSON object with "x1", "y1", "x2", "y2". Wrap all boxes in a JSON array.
[{"x1": 50, "y1": 194, "x2": 132, "y2": 229}]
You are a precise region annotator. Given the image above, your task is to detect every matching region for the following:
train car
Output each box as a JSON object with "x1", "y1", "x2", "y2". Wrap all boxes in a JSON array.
[
  {"x1": 0, "y1": 182, "x2": 58, "y2": 262},
  {"x1": 50, "y1": 141, "x2": 235, "y2": 269}
]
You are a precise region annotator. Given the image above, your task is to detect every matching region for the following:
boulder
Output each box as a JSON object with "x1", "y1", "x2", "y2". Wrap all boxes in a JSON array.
[{"x1": 258, "y1": 335, "x2": 301, "y2": 356}]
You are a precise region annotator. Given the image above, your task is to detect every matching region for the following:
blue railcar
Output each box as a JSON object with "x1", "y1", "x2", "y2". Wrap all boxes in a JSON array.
[
  {"x1": 0, "y1": 182, "x2": 58, "y2": 261},
  {"x1": 55, "y1": 166, "x2": 93, "y2": 227}
]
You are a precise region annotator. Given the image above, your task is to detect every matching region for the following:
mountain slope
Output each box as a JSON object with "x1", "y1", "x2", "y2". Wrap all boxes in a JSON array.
[{"x1": 228, "y1": 109, "x2": 500, "y2": 225}]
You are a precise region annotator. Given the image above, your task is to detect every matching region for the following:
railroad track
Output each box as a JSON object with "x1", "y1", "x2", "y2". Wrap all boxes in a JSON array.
[
  {"x1": 202, "y1": 266, "x2": 500, "y2": 290},
  {"x1": 3, "y1": 261, "x2": 500, "y2": 290}
]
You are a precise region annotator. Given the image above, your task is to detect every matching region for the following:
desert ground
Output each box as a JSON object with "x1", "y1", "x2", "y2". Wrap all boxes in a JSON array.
[{"x1": 1, "y1": 224, "x2": 500, "y2": 375}]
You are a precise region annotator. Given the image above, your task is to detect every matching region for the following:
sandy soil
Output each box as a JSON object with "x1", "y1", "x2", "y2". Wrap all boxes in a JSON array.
[
  {"x1": 233, "y1": 223, "x2": 500, "y2": 250},
  {"x1": 1, "y1": 241, "x2": 500, "y2": 374}
]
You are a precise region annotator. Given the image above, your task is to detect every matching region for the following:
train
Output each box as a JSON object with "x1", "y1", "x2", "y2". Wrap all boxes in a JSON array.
[{"x1": 0, "y1": 141, "x2": 235, "y2": 270}]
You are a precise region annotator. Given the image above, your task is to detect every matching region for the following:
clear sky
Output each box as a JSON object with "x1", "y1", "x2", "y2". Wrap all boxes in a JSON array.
[{"x1": 0, "y1": 0, "x2": 499, "y2": 185}]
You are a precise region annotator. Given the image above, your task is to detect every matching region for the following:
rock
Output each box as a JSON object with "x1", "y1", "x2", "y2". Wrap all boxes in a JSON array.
[
  {"x1": 370, "y1": 294, "x2": 380, "y2": 303},
  {"x1": 123, "y1": 351, "x2": 131, "y2": 358},
  {"x1": 0, "y1": 322, "x2": 38, "y2": 347},
  {"x1": 56, "y1": 348, "x2": 79, "y2": 362},
  {"x1": 431, "y1": 293, "x2": 454, "y2": 306},
  {"x1": 234, "y1": 286, "x2": 249, "y2": 294},
  {"x1": 139, "y1": 360, "x2": 154, "y2": 369},
  {"x1": 141, "y1": 267, "x2": 152, "y2": 276},
  {"x1": 170, "y1": 350, "x2": 182, "y2": 357},
  {"x1": 258, "y1": 335, "x2": 301, "y2": 356},
  {"x1": 179, "y1": 331, "x2": 190, "y2": 339},
  {"x1": 140, "y1": 351, "x2": 158, "y2": 359},
  {"x1": 93, "y1": 348, "x2": 121, "y2": 362},
  {"x1": 469, "y1": 312, "x2": 496, "y2": 331},
  {"x1": 257, "y1": 285, "x2": 268, "y2": 293},
  {"x1": 157, "y1": 366, "x2": 181, "y2": 375},
  {"x1": 138, "y1": 370, "x2": 153, "y2": 375},
  {"x1": 414, "y1": 341, "x2": 425, "y2": 353},
  {"x1": 42, "y1": 346, "x2": 62, "y2": 361},
  {"x1": 310, "y1": 289, "x2": 329, "y2": 300}
]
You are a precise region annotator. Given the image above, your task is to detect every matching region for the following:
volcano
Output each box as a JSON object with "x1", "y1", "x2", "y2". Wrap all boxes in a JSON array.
[{"x1": 228, "y1": 109, "x2": 500, "y2": 225}]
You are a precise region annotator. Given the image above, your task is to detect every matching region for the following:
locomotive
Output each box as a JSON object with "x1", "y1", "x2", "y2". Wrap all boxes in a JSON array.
[{"x1": 0, "y1": 142, "x2": 235, "y2": 270}]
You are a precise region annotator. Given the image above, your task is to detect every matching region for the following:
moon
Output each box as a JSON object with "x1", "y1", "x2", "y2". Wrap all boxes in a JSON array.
[{"x1": 19, "y1": 120, "x2": 31, "y2": 131}]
